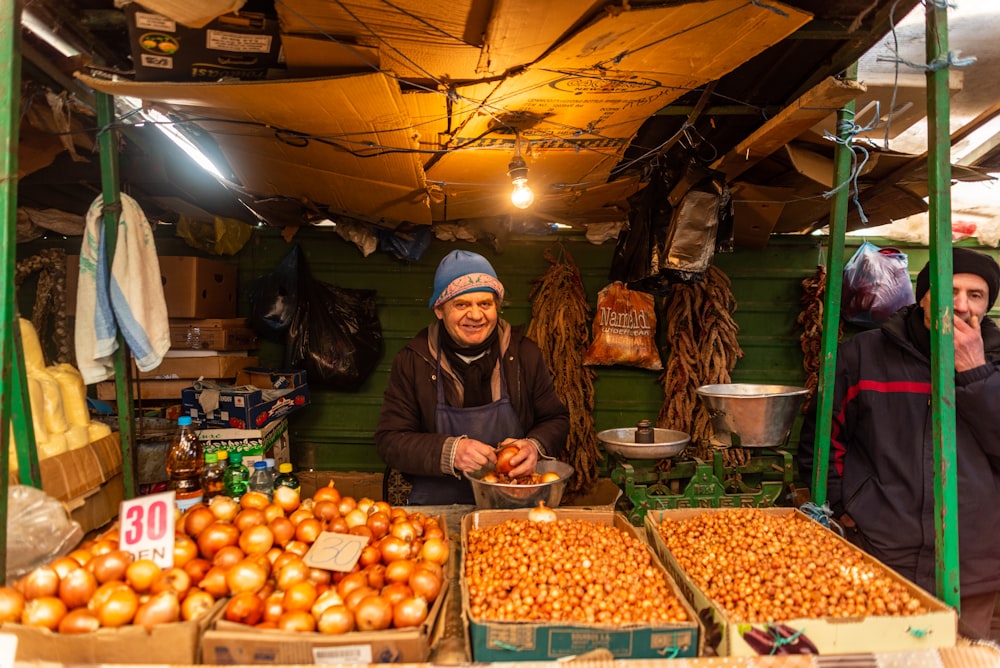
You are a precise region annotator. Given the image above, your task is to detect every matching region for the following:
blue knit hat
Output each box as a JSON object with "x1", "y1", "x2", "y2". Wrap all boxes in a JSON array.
[{"x1": 429, "y1": 250, "x2": 505, "y2": 309}]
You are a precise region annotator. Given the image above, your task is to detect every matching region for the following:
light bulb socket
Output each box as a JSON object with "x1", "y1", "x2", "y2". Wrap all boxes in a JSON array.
[{"x1": 507, "y1": 156, "x2": 529, "y2": 184}]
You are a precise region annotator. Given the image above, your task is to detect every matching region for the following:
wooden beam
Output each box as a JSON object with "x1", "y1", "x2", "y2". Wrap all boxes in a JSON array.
[{"x1": 710, "y1": 76, "x2": 866, "y2": 180}]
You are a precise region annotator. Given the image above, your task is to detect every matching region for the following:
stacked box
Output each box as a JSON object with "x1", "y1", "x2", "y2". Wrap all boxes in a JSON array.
[
  {"x1": 644, "y1": 508, "x2": 958, "y2": 656},
  {"x1": 197, "y1": 417, "x2": 290, "y2": 469}
]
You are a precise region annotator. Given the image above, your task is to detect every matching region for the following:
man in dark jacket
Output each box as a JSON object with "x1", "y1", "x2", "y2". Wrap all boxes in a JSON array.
[
  {"x1": 798, "y1": 246, "x2": 1000, "y2": 640},
  {"x1": 375, "y1": 250, "x2": 569, "y2": 505}
]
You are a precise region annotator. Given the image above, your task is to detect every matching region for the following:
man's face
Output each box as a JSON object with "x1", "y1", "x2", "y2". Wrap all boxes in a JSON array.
[
  {"x1": 920, "y1": 273, "x2": 990, "y2": 328},
  {"x1": 434, "y1": 290, "x2": 498, "y2": 347}
]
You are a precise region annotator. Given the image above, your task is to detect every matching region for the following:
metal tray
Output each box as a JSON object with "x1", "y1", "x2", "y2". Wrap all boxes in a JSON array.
[{"x1": 597, "y1": 428, "x2": 690, "y2": 460}]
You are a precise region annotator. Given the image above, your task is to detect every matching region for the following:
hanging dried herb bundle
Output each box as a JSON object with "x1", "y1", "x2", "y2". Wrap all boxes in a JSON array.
[
  {"x1": 796, "y1": 265, "x2": 841, "y2": 414},
  {"x1": 657, "y1": 265, "x2": 743, "y2": 452},
  {"x1": 526, "y1": 248, "x2": 599, "y2": 493}
]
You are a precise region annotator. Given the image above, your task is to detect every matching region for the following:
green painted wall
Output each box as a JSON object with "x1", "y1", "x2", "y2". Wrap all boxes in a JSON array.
[{"x1": 238, "y1": 229, "x2": 846, "y2": 473}]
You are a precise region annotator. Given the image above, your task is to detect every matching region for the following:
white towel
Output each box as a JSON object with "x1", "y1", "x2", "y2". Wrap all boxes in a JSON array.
[{"x1": 75, "y1": 193, "x2": 171, "y2": 385}]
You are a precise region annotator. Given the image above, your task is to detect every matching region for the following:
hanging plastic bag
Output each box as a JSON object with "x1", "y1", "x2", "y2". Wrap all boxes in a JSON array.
[
  {"x1": 842, "y1": 241, "x2": 915, "y2": 327},
  {"x1": 583, "y1": 282, "x2": 662, "y2": 370},
  {"x1": 287, "y1": 259, "x2": 383, "y2": 390},
  {"x1": 250, "y1": 246, "x2": 302, "y2": 342}
]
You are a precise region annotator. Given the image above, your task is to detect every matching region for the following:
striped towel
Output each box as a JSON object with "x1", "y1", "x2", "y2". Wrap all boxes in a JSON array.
[{"x1": 75, "y1": 193, "x2": 170, "y2": 384}]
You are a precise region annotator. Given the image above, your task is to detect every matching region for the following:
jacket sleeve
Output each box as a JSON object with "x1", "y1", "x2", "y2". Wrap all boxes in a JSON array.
[
  {"x1": 374, "y1": 347, "x2": 453, "y2": 477},
  {"x1": 955, "y1": 362, "x2": 1000, "y2": 459},
  {"x1": 516, "y1": 335, "x2": 570, "y2": 459}
]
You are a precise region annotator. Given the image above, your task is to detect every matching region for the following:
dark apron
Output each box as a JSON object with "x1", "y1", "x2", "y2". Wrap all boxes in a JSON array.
[{"x1": 407, "y1": 354, "x2": 524, "y2": 505}]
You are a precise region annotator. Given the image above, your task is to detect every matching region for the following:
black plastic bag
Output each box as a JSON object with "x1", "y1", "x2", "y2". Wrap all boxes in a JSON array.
[
  {"x1": 249, "y1": 246, "x2": 301, "y2": 342},
  {"x1": 842, "y1": 241, "x2": 915, "y2": 327},
  {"x1": 287, "y1": 269, "x2": 383, "y2": 391}
]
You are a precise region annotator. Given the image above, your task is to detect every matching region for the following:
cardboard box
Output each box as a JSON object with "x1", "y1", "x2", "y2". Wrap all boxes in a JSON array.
[
  {"x1": 8, "y1": 433, "x2": 122, "y2": 502},
  {"x1": 562, "y1": 477, "x2": 623, "y2": 512},
  {"x1": 182, "y1": 381, "x2": 309, "y2": 429},
  {"x1": 125, "y1": 4, "x2": 282, "y2": 82},
  {"x1": 68, "y1": 472, "x2": 125, "y2": 534},
  {"x1": 201, "y1": 549, "x2": 448, "y2": 664},
  {"x1": 158, "y1": 256, "x2": 238, "y2": 318},
  {"x1": 197, "y1": 417, "x2": 290, "y2": 469},
  {"x1": 298, "y1": 471, "x2": 383, "y2": 502},
  {"x1": 65, "y1": 256, "x2": 239, "y2": 319},
  {"x1": 462, "y1": 508, "x2": 699, "y2": 661},
  {"x1": 169, "y1": 318, "x2": 259, "y2": 351},
  {"x1": 3, "y1": 598, "x2": 223, "y2": 663},
  {"x1": 644, "y1": 508, "x2": 958, "y2": 656},
  {"x1": 96, "y1": 378, "x2": 190, "y2": 401},
  {"x1": 236, "y1": 367, "x2": 307, "y2": 390},
  {"x1": 139, "y1": 353, "x2": 258, "y2": 380}
]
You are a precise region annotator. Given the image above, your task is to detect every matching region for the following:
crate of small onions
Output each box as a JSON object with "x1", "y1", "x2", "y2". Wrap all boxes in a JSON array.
[
  {"x1": 461, "y1": 504, "x2": 699, "y2": 661},
  {"x1": 645, "y1": 508, "x2": 958, "y2": 656}
]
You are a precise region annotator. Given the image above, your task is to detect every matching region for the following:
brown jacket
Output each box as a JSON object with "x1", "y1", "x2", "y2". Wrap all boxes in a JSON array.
[{"x1": 374, "y1": 320, "x2": 569, "y2": 478}]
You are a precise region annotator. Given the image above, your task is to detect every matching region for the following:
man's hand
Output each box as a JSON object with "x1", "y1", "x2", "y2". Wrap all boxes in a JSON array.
[
  {"x1": 497, "y1": 438, "x2": 539, "y2": 478},
  {"x1": 453, "y1": 437, "x2": 497, "y2": 473},
  {"x1": 954, "y1": 314, "x2": 987, "y2": 372}
]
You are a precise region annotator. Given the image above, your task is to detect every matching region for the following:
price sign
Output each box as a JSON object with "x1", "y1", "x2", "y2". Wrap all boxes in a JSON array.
[
  {"x1": 118, "y1": 491, "x2": 176, "y2": 568},
  {"x1": 303, "y1": 531, "x2": 368, "y2": 572},
  {"x1": 0, "y1": 633, "x2": 17, "y2": 668}
]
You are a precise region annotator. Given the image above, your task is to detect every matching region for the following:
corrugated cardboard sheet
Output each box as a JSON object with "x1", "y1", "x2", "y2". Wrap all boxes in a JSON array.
[{"x1": 78, "y1": 0, "x2": 810, "y2": 227}]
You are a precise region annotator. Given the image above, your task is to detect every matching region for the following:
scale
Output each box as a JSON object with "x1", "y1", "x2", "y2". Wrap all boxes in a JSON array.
[{"x1": 599, "y1": 384, "x2": 807, "y2": 525}]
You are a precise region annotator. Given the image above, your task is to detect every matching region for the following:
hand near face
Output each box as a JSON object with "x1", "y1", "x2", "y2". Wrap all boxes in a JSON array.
[{"x1": 953, "y1": 314, "x2": 987, "y2": 372}]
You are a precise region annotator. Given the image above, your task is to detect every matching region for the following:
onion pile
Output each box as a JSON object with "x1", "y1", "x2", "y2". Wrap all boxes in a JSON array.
[
  {"x1": 464, "y1": 518, "x2": 688, "y2": 625},
  {"x1": 656, "y1": 509, "x2": 928, "y2": 623},
  {"x1": 3, "y1": 482, "x2": 448, "y2": 635}
]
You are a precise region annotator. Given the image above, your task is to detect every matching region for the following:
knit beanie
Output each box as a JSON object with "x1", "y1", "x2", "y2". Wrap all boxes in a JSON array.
[
  {"x1": 915, "y1": 247, "x2": 1000, "y2": 310},
  {"x1": 429, "y1": 250, "x2": 505, "y2": 309}
]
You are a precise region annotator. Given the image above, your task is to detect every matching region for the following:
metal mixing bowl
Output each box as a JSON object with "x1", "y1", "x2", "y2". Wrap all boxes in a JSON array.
[
  {"x1": 695, "y1": 383, "x2": 809, "y2": 447},
  {"x1": 466, "y1": 459, "x2": 574, "y2": 509},
  {"x1": 597, "y1": 428, "x2": 690, "y2": 460}
]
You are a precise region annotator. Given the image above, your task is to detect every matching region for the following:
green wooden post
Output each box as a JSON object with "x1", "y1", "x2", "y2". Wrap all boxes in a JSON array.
[
  {"x1": 925, "y1": 3, "x2": 960, "y2": 607},
  {"x1": 810, "y1": 65, "x2": 856, "y2": 507},
  {"x1": 95, "y1": 93, "x2": 138, "y2": 500}
]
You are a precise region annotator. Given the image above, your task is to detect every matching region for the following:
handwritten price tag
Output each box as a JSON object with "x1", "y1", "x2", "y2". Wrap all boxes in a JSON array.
[
  {"x1": 118, "y1": 491, "x2": 176, "y2": 568},
  {"x1": 303, "y1": 531, "x2": 369, "y2": 572}
]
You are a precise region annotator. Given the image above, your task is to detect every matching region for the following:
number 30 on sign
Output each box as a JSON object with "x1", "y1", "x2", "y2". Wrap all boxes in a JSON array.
[{"x1": 118, "y1": 491, "x2": 177, "y2": 568}]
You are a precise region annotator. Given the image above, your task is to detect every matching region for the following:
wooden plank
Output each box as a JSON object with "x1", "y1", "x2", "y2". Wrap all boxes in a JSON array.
[{"x1": 711, "y1": 76, "x2": 866, "y2": 180}]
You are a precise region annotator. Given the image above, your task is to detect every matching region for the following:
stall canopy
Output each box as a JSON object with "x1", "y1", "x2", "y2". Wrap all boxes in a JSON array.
[{"x1": 14, "y1": 0, "x2": 999, "y2": 245}]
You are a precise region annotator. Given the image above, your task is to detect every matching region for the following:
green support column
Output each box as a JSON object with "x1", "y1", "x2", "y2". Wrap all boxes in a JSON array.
[
  {"x1": 925, "y1": 3, "x2": 960, "y2": 607},
  {"x1": 810, "y1": 65, "x2": 856, "y2": 507},
  {"x1": 95, "y1": 93, "x2": 138, "y2": 500}
]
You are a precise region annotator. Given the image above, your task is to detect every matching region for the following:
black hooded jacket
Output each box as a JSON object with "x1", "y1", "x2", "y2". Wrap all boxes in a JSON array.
[{"x1": 799, "y1": 304, "x2": 1000, "y2": 597}]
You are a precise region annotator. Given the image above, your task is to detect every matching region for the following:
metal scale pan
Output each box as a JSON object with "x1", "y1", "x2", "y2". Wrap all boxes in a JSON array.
[{"x1": 597, "y1": 428, "x2": 690, "y2": 461}]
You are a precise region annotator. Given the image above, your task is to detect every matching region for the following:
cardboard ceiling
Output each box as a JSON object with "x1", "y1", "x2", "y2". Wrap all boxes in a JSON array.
[{"x1": 80, "y1": 0, "x2": 811, "y2": 228}]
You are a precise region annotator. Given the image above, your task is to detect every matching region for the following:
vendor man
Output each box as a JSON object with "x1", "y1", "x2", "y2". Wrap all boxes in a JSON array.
[
  {"x1": 798, "y1": 246, "x2": 1000, "y2": 640},
  {"x1": 375, "y1": 250, "x2": 569, "y2": 505}
]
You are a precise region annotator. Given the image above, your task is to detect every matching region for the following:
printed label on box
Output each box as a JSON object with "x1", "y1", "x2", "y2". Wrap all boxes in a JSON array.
[
  {"x1": 313, "y1": 645, "x2": 373, "y2": 665},
  {"x1": 135, "y1": 11, "x2": 176, "y2": 31},
  {"x1": 206, "y1": 30, "x2": 273, "y2": 53}
]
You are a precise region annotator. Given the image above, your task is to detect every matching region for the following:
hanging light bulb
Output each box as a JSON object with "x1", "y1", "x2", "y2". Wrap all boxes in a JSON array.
[{"x1": 507, "y1": 155, "x2": 534, "y2": 209}]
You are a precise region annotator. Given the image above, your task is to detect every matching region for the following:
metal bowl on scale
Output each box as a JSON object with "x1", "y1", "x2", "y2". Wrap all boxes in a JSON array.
[
  {"x1": 597, "y1": 428, "x2": 691, "y2": 461},
  {"x1": 695, "y1": 383, "x2": 809, "y2": 447}
]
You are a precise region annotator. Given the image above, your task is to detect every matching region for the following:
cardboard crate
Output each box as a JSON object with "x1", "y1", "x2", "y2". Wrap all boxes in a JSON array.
[
  {"x1": 236, "y1": 367, "x2": 307, "y2": 390},
  {"x1": 644, "y1": 507, "x2": 958, "y2": 656},
  {"x1": 462, "y1": 508, "x2": 700, "y2": 661},
  {"x1": 197, "y1": 417, "x2": 290, "y2": 469},
  {"x1": 69, "y1": 472, "x2": 125, "y2": 534},
  {"x1": 200, "y1": 520, "x2": 449, "y2": 664},
  {"x1": 8, "y1": 432, "x2": 122, "y2": 502},
  {"x1": 3, "y1": 598, "x2": 223, "y2": 663},
  {"x1": 65, "y1": 256, "x2": 238, "y2": 319},
  {"x1": 182, "y1": 381, "x2": 309, "y2": 429},
  {"x1": 125, "y1": 4, "x2": 282, "y2": 82},
  {"x1": 159, "y1": 256, "x2": 238, "y2": 318},
  {"x1": 139, "y1": 353, "x2": 258, "y2": 380},
  {"x1": 169, "y1": 318, "x2": 259, "y2": 351}
]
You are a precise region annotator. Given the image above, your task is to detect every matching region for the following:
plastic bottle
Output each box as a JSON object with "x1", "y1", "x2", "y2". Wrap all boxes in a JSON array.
[
  {"x1": 200, "y1": 451, "x2": 226, "y2": 501},
  {"x1": 223, "y1": 451, "x2": 250, "y2": 502},
  {"x1": 165, "y1": 416, "x2": 204, "y2": 511},
  {"x1": 273, "y1": 462, "x2": 301, "y2": 495},
  {"x1": 249, "y1": 461, "x2": 273, "y2": 501},
  {"x1": 264, "y1": 458, "x2": 277, "y2": 491}
]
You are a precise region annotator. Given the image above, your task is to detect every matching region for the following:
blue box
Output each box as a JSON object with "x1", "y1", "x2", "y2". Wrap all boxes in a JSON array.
[{"x1": 182, "y1": 383, "x2": 309, "y2": 429}]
